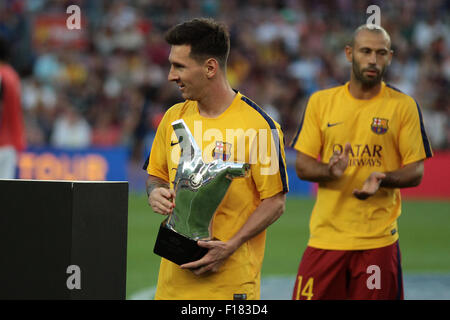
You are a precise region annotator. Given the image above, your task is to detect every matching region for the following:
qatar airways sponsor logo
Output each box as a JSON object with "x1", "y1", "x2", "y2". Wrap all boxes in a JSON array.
[{"x1": 333, "y1": 143, "x2": 383, "y2": 167}]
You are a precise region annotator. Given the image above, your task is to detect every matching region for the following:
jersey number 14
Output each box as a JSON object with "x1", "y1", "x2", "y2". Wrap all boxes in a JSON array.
[{"x1": 295, "y1": 276, "x2": 314, "y2": 300}]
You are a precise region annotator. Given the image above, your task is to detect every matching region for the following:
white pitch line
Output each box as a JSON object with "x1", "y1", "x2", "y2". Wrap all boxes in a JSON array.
[
  {"x1": 127, "y1": 275, "x2": 293, "y2": 300},
  {"x1": 128, "y1": 274, "x2": 450, "y2": 300},
  {"x1": 129, "y1": 286, "x2": 156, "y2": 300}
]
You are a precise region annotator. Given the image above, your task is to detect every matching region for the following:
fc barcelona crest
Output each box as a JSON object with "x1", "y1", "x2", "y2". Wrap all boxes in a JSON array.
[
  {"x1": 371, "y1": 118, "x2": 389, "y2": 134},
  {"x1": 212, "y1": 141, "x2": 232, "y2": 161}
]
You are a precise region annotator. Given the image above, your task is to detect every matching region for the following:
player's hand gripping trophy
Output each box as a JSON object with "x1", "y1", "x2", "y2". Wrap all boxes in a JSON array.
[{"x1": 154, "y1": 119, "x2": 249, "y2": 265}]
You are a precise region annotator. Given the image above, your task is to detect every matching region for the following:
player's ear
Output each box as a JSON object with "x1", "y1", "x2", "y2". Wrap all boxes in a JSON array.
[
  {"x1": 387, "y1": 49, "x2": 394, "y2": 66},
  {"x1": 204, "y1": 58, "x2": 219, "y2": 79},
  {"x1": 345, "y1": 45, "x2": 353, "y2": 63}
]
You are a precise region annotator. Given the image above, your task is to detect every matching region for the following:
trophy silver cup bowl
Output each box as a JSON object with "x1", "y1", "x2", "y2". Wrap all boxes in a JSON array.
[{"x1": 153, "y1": 119, "x2": 250, "y2": 265}]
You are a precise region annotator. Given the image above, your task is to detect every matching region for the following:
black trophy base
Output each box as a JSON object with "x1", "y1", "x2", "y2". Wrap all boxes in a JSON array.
[{"x1": 153, "y1": 223, "x2": 208, "y2": 265}]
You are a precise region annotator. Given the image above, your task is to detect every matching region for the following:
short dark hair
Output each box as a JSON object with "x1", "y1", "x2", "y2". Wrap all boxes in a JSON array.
[{"x1": 165, "y1": 18, "x2": 230, "y2": 68}]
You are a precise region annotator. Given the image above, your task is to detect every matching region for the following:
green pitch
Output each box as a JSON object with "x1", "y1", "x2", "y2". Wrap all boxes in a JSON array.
[{"x1": 126, "y1": 193, "x2": 450, "y2": 298}]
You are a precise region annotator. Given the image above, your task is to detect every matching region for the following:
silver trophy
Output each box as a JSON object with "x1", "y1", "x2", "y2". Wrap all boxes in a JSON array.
[{"x1": 153, "y1": 119, "x2": 250, "y2": 265}]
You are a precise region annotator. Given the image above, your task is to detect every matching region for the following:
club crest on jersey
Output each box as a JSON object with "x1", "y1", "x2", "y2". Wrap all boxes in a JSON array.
[
  {"x1": 371, "y1": 118, "x2": 389, "y2": 134},
  {"x1": 212, "y1": 141, "x2": 232, "y2": 161}
]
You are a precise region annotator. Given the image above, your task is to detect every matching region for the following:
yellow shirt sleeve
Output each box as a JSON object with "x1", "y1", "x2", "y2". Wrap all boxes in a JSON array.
[
  {"x1": 251, "y1": 123, "x2": 288, "y2": 199},
  {"x1": 398, "y1": 99, "x2": 433, "y2": 166},
  {"x1": 146, "y1": 112, "x2": 171, "y2": 182},
  {"x1": 292, "y1": 93, "x2": 322, "y2": 159}
]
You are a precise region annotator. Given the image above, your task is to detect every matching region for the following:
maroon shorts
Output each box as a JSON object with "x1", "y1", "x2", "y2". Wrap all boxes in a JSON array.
[{"x1": 292, "y1": 241, "x2": 404, "y2": 300}]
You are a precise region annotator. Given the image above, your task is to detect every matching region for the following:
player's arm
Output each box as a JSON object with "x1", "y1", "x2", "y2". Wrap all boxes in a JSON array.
[
  {"x1": 180, "y1": 191, "x2": 286, "y2": 275},
  {"x1": 146, "y1": 175, "x2": 175, "y2": 215},
  {"x1": 295, "y1": 143, "x2": 352, "y2": 182},
  {"x1": 381, "y1": 160, "x2": 424, "y2": 188},
  {"x1": 353, "y1": 160, "x2": 424, "y2": 200}
]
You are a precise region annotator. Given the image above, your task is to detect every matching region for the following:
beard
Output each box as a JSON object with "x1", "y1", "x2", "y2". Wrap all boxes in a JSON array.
[{"x1": 352, "y1": 58, "x2": 386, "y2": 88}]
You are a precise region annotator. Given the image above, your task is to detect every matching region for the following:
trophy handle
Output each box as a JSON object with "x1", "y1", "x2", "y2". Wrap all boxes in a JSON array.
[{"x1": 171, "y1": 119, "x2": 202, "y2": 162}]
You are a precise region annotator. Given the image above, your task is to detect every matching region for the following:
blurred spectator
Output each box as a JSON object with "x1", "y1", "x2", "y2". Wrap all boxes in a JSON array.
[
  {"x1": 91, "y1": 110, "x2": 122, "y2": 147},
  {"x1": 51, "y1": 103, "x2": 91, "y2": 148},
  {"x1": 33, "y1": 48, "x2": 62, "y2": 84},
  {"x1": 0, "y1": 35, "x2": 26, "y2": 178}
]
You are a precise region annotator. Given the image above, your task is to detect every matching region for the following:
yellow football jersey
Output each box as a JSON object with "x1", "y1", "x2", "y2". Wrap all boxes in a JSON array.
[
  {"x1": 144, "y1": 91, "x2": 288, "y2": 299},
  {"x1": 291, "y1": 82, "x2": 432, "y2": 250}
]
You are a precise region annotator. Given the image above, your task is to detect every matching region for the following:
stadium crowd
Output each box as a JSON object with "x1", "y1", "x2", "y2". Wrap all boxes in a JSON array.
[{"x1": 1, "y1": 0, "x2": 449, "y2": 163}]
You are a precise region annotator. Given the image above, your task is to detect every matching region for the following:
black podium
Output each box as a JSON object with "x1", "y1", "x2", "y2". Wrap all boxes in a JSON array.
[{"x1": 0, "y1": 180, "x2": 128, "y2": 299}]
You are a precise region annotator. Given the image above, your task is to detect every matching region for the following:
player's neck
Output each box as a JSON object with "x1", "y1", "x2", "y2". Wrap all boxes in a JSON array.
[
  {"x1": 197, "y1": 78, "x2": 236, "y2": 118},
  {"x1": 348, "y1": 76, "x2": 382, "y2": 100}
]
